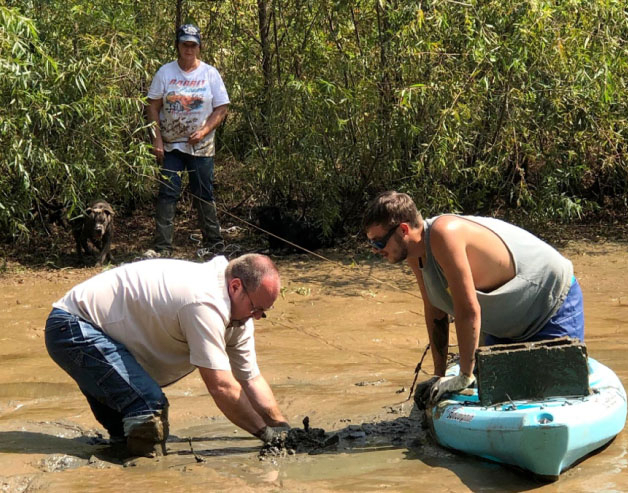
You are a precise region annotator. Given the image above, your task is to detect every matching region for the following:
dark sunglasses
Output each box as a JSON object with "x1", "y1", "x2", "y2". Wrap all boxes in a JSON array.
[{"x1": 367, "y1": 224, "x2": 399, "y2": 250}]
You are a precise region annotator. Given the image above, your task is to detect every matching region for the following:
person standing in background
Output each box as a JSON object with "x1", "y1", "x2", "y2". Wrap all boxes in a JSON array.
[{"x1": 145, "y1": 24, "x2": 233, "y2": 259}]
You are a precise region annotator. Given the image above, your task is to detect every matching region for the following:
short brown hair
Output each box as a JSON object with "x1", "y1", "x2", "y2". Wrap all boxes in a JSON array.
[
  {"x1": 225, "y1": 253, "x2": 279, "y2": 291},
  {"x1": 362, "y1": 191, "x2": 422, "y2": 230}
]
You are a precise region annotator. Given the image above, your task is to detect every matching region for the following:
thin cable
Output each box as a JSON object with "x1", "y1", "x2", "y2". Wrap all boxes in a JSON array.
[
  {"x1": 406, "y1": 343, "x2": 431, "y2": 401},
  {"x1": 119, "y1": 154, "x2": 423, "y2": 300}
]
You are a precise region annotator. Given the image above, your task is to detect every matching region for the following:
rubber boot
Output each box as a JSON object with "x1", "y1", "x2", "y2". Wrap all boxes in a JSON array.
[
  {"x1": 125, "y1": 406, "x2": 169, "y2": 458},
  {"x1": 195, "y1": 199, "x2": 222, "y2": 246},
  {"x1": 154, "y1": 200, "x2": 176, "y2": 254}
]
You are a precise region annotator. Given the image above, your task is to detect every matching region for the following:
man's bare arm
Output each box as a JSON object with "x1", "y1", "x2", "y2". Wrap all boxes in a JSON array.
[
  {"x1": 239, "y1": 375, "x2": 287, "y2": 427},
  {"x1": 409, "y1": 258, "x2": 450, "y2": 376},
  {"x1": 429, "y1": 314, "x2": 450, "y2": 376},
  {"x1": 198, "y1": 367, "x2": 266, "y2": 434},
  {"x1": 430, "y1": 218, "x2": 481, "y2": 376}
]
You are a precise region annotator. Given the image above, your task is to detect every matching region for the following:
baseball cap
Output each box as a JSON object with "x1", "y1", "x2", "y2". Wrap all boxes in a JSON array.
[{"x1": 177, "y1": 24, "x2": 201, "y2": 44}]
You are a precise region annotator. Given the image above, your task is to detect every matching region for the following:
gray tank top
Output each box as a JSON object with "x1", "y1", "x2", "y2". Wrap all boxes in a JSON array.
[{"x1": 420, "y1": 215, "x2": 574, "y2": 340}]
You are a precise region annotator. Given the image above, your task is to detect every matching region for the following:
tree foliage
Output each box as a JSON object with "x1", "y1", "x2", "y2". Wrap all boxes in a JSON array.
[
  {"x1": 1, "y1": 2, "x2": 159, "y2": 239},
  {"x1": 1, "y1": 0, "x2": 626, "y2": 242}
]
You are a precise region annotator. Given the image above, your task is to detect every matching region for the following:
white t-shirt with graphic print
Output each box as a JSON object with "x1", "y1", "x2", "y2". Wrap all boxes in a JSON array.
[{"x1": 148, "y1": 60, "x2": 230, "y2": 157}]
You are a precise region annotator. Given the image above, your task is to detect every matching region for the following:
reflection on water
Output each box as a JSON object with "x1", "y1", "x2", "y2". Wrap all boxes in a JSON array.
[
  {"x1": 0, "y1": 382, "x2": 76, "y2": 399},
  {"x1": 0, "y1": 241, "x2": 626, "y2": 491}
]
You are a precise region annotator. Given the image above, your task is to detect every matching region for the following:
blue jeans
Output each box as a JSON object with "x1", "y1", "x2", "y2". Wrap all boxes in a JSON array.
[
  {"x1": 45, "y1": 308, "x2": 168, "y2": 439},
  {"x1": 158, "y1": 150, "x2": 215, "y2": 203},
  {"x1": 154, "y1": 150, "x2": 221, "y2": 251},
  {"x1": 485, "y1": 277, "x2": 585, "y2": 345}
]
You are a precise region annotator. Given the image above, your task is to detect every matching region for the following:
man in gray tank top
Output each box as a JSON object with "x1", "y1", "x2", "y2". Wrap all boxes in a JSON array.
[{"x1": 362, "y1": 191, "x2": 584, "y2": 406}]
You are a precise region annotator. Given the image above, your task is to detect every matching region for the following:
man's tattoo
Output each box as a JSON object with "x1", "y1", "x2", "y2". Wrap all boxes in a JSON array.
[{"x1": 432, "y1": 316, "x2": 449, "y2": 354}]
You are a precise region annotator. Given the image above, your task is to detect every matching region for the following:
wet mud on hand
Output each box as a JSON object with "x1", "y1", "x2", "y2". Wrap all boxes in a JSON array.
[{"x1": 259, "y1": 417, "x2": 339, "y2": 458}]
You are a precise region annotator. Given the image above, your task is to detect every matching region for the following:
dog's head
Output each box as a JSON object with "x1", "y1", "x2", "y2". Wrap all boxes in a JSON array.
[{"x1": 87, "y1": 204, "x2": 114, "y2": 238}]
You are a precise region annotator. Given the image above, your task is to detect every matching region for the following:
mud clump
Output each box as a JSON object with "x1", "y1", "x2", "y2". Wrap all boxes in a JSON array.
[
  {"x1": 259, "y1": 409, "x2": 428, "y2": 460},
  {"x1": 259, "y1": 417, "x2": 339, "y2": 459}
]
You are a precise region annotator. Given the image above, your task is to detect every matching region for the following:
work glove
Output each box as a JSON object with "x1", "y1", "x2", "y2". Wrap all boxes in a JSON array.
[
  {"x1": 255, "y1": 422, "x2": 291, "y2": 443},
  {"x1": 430, "y1": 373, "x2": 476, "y2": 403},
  {"x1": 414, "y1": 376, "x2": 440, "y2": 410}
]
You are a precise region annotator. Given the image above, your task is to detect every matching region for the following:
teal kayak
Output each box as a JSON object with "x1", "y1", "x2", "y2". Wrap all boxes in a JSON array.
[{"x1": 427, "y1": 357, "x2": 627, "y2": 481}]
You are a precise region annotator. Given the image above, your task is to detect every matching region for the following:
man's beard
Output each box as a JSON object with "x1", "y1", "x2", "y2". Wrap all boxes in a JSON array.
[{"x1": 388, "y1": 237, "x2": 408, "y2": 264}]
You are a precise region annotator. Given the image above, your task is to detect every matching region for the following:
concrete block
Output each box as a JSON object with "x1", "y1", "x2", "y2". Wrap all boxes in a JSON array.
[{"x1": 476, "y1": 337, "x2": 589, "y2": 406}]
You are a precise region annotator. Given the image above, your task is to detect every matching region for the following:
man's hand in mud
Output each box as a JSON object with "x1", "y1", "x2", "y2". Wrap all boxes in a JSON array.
[
  {"x1": 255, "y1": 423, "x2": 291, "y2": 443},
  {"x1": 414, "y1": 376, "x2": 440, "y2": 410}
]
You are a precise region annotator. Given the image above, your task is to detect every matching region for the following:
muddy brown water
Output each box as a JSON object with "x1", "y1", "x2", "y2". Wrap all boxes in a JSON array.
[{"x1": 1, "y1": 240, "x2": 627, "y2": 492}]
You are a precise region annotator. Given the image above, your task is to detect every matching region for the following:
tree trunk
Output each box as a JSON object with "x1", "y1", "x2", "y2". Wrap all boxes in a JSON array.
[
  {"x1": 176, "y1": 0, "x2": 183, "y2": 32},
  {"x1": 257, "y1": 0, "x2": 273, "y2": 147}
]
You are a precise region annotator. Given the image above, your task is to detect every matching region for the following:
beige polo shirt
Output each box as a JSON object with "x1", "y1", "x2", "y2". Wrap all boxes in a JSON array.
[{"x1": 53, "y1": 257, "x2": 259, "y2": 386}]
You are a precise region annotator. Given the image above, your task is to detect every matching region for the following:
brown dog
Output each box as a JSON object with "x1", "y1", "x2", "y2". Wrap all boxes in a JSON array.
[{"x1": 72, "y1": 199, "x2": 115, "y2": 266}]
